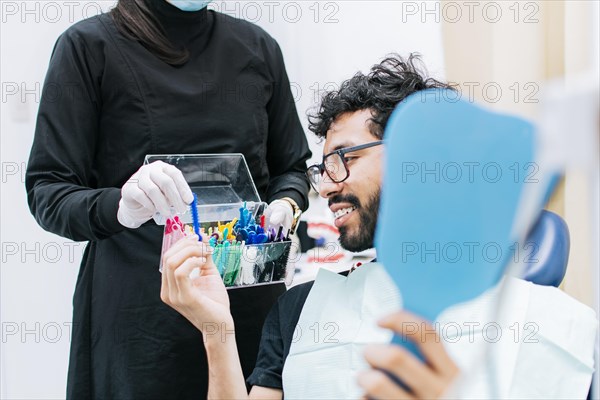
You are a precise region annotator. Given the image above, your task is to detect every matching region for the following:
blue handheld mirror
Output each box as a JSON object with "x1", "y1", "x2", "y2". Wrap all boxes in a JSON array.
[{"x1": 375, "y1": 88, "x2": 541, "y2": 341}]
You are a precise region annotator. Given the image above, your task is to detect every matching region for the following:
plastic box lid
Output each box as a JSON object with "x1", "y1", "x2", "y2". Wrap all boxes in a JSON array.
[{"x1": 144, "y1": 154, "x2": 262, "y2": 224}]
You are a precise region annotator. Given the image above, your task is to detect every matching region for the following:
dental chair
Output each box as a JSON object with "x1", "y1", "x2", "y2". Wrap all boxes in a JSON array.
[
  {"x1": 522, "y1": 210, "x2": 597, "y2": 400},
  {"x1": 521, "y1": 209, "x2": 570, "y2": 287}
]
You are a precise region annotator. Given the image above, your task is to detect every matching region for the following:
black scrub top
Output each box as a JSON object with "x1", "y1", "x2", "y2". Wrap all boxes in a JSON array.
[
  {"x1": 246, "y1": 270, "x2": 353, "y2": 391},
  {"x1": 247, "y1": 280, "x2": 315, "y2": 390},
  {"x1": 25, "y1": 1, "x2": 311, "y2": 398}
]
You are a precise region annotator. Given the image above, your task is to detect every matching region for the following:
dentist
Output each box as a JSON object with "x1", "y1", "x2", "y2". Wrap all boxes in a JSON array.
[{"x1": 26, "y1": 0, "x2": 311, "y2": 398}]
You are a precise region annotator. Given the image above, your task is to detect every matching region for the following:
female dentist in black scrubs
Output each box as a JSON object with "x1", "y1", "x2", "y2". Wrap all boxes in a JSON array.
[{"x1": 25, "y1": 0, "x2": 311, "y2": 397}]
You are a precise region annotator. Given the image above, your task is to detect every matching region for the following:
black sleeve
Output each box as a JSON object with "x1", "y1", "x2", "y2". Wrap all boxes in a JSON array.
[
  {"x1": 263, "y1": 38, "x2": 312, "y2": 212},
  {"x1": 246, "y1": 296, "x2": 286, "y2": 390},
  {"x1": 25, "y1": 27, "x2": 124, "y2": 242},
  {"x1": 246, "y1": 281, "x2": 314, "y2": 391}
]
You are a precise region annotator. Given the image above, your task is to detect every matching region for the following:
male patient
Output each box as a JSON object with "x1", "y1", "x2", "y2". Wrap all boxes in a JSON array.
[{"x1": 160, "y1": 54, "x2": 459, "y2": 399}]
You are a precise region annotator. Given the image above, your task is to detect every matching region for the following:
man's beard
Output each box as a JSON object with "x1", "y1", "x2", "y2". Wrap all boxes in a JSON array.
[{"x1": 329, "y1": 190, "x2": 380, "y2": 253}]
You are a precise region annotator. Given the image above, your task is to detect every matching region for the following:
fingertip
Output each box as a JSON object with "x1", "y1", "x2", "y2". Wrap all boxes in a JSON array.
[
  {"x1": 362, "y1": 344, "x2": 386, "y2": 361},
  {"x1": 183, "y1": 190, "x2": 194, "y2": 205},
  {"x1": 199, "y1": 231, "x2": 210, "y2": 244},
  {"x1": 377, "y1": 313, "x2": 396, "y2": 328},
  {"x1": 378, "y1": 310, "x2": 414, "y2": 328},
  {"x1": 362, "y1": 343, "x2": 376, "y2": 355},
  {"x1": 355, "y1": 369, "x2": 378, "y2": 388},
  {"x1": 186, "y1": 234, "x2": 199, "y2": 242},
  {"x1": 355, "y1": 370, "x2": 368, "y2": 386}
]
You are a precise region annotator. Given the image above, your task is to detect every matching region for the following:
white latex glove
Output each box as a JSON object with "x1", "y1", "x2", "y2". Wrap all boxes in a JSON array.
[
  {"x1": 263, "y1": 199, "x2": 294, "y2": 234},
  {"x1": 117, "y1": 161, "x2": 194, "y2": 229}
]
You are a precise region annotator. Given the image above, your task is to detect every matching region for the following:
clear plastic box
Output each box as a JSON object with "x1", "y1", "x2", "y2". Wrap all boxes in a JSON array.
[
  {"x1": 145, "y1": 154, "x2": 262, "y2": 224},
  {"x1": 148, "y1": 154, "x2": 294, "y2": 289}
]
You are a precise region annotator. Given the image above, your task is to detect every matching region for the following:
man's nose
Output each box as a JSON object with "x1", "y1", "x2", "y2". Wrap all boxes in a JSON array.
[{"x1": 318, "y1": 175, "x2": 343, "y2": 198}]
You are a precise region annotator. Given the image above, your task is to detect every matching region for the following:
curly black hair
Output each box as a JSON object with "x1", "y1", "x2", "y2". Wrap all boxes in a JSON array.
[{"x1": 308, "y1": 53, "x2": 454, "y2": 139}]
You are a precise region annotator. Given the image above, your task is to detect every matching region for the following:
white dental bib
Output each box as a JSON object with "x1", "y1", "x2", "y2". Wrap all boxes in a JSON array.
[{"x1": 281, "y1": 263, "x2": 401, "y2": 399}]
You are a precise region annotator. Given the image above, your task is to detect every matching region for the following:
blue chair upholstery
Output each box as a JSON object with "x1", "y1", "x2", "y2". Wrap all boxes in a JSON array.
[{"x1": 521, "y1": 210, "x2": 570, "y2": 287}]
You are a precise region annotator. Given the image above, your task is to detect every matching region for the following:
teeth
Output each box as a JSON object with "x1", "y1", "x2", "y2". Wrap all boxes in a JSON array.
[{"x1": 334, "y1": 207, "x2": 356, "y2": 219}]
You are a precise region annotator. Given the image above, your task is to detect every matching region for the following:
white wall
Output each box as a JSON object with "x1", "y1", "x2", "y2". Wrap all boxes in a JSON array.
[
  {"x1": 0, "y1": 1, "x2": 444, "y2": 398},
  {"x1": 212, "y1": 0, "x2": 447, "y2": 164},
  {"x1": 1, "y1": 3, "x2": 117, "y2": 398}
]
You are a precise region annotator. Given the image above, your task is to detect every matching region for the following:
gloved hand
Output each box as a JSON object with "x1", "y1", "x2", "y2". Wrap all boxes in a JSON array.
[
  {"x1": 117, "y1": 161, "x2": 194, "y2": 229},
  {"x1": 263, "y1": 199, "x2": 294, "y2": 234}
]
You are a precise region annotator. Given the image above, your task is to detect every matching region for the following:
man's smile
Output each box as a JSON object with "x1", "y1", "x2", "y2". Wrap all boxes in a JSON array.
[{"x1": 330, "y1": 203, "x2": 358, "y2": 227}]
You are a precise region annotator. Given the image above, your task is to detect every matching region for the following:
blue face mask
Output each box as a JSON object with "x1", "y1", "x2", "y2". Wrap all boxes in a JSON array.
[{"x1": 168, "y1": 0, "x2": 210, "y2": 12}]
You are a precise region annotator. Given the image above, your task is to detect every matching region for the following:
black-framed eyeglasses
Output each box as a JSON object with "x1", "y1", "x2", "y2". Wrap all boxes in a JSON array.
[{"x1": 306, "y1": 141, "x2": 384, "y2": 191}]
